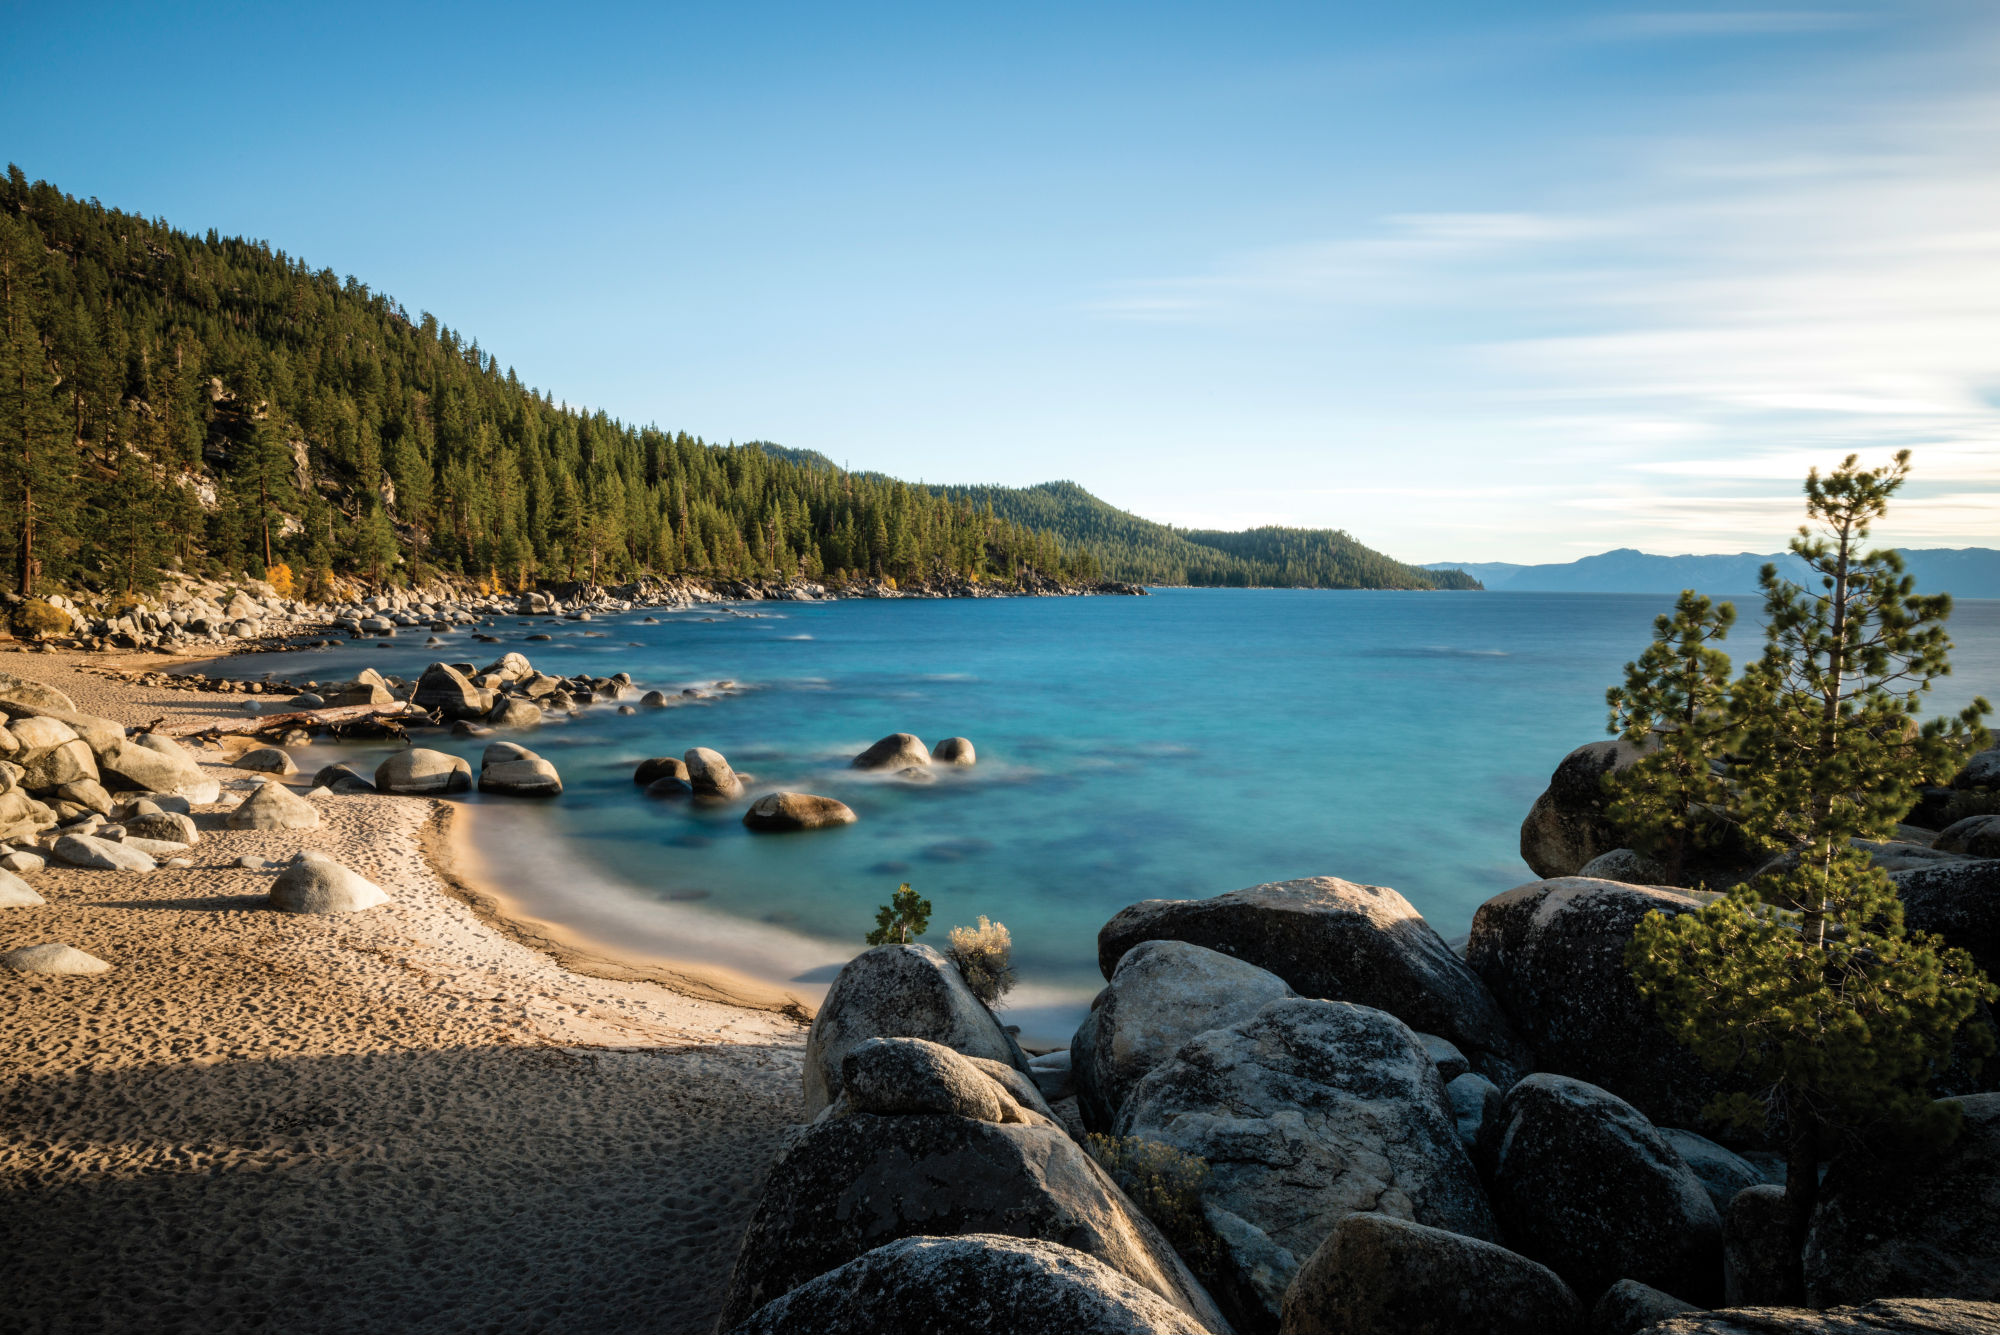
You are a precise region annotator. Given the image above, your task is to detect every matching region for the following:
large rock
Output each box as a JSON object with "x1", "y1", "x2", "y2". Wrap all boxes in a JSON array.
[
  {"x1": 713, "y1": 1114, "x2": 1227, "y2": 1331},
  {"x1": 1279, "y1": 1213, "x2": 1583, "y2": 1335},
  {"x1": 1640, "y1": 1299, "x2": 2000, "y2": 1335},
  {"x1": 1520, "y1": 740, "x2": 1652, "y2": 878},
  {"x1": 1662, "y1": 1128, "x2": 1773, "y2": 1218},
  {"x1": 411, "y1": 662, "x2": 484, "y2": 719},
  {"x1": 374, "y1": 747, "x2": 471, "y2": 795},
  {"x1": 3, "y1": 942, "x2": 110, "y2": 974},
  {"x1": 233, "y1": 746, "x2": 297, "y2": 776},
  {"x1": 1116, "y1": 997, "x2": 1495, "y2": 1328},
  {"x1": 803, "y1": 944, "x2": 1025, "y2": 1117},
  {"x1": 1591, "y1": 1280, "x2": 1698, "y2": 1335},
  {"x1": 52, "y1": 833, "x2": 156, "y2": 871},
  {"x1": 1891, "y1": 860, "x2": 2000, "y2": 980},
  {"x1": 0, "y1": 672, "x2": 78, "y2": 713},
  {"x1": 839, "y1": 1037, "x2": 1014, "y2": 1122},
  {"x1": 1804, "y1": 1092, "x2": 2000, "y2": 1306},
  {"x1": 122, "y1": 810, "x2": 199, "y2": 846},
  {"x1": 1488, "y1": 1074, "x2": 1721, "y2": 1306},
  {"x1": 854, "y1": 732, "x2": 932, "y2": 770},
  {"x1": 1725, "y1": 1184, "x2": 1794, "y2": 1308},
  {"x1": 1099, "y1": 878, "x2": 1531, "y2": 1085},
  {"x1": 725, "y1": 1234, "x2": 1212, "y2": 1335},
  {"x1": 226, "y1": 780, "x2": 321, "y2": 830},
  {"x1": 683, "y1": 746, "x2": 744, "y2": 799},
  {"x1": 97, "y1": 736, "x2": 219, "y2": 804},
  {"x1": 0, "y1": 868, "x2": 45, "y2": 906},
  {"x1": 1467, "y1": 877, "x2": 1717, "y2": 1127},
  {"x1": 1935, "y1": 817, "x2": 2000, "y2": 858},
  {"x1": 933, "y1": 736, "x2": 977, "y2": 765},
  {"x1": 269, "y1": 853, "x2": 390, "y2": 914},
  {"x1": 742, "y1": 791, "x2": 856, "y2": 831},
  {"x1": 486, "y1": 696, "x2": 543, "y2": 730},
  {"x1": 1070, "y1": 939, "x2": 1295, "y2": 1132},
  {"x1": 478, "y1": 743, "x2": 562, "y2": 797}
]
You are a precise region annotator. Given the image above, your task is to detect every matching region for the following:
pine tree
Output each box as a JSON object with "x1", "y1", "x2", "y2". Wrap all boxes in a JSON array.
[
  {"x1": 0, "y1": 212, "x2": 74, "y2": 594},
  {"x1": 1603, "y1": 590, "x2": 1738, "y2": 883},
  {"x1": 866, "y1": 883, "x2": 932, "y2": 946},
  {"x1": 1627, "y1": 453, "x2": 1994, "y2": 1301}
]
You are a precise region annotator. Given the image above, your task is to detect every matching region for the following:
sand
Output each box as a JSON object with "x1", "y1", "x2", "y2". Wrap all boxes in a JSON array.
[{"x1": 0, "y1": 649, "x2": 808, "y2": 1335}]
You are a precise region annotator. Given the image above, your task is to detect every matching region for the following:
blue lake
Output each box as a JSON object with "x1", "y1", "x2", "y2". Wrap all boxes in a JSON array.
[{"x1": 248, "y1": 589, "x2": 2000, "y2": 1044}]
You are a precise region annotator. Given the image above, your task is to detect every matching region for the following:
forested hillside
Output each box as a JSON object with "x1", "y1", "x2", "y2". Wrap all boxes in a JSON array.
[
  {"x1": 929, "y1": 481, "x2": 1478, "y2": 589},
  {"x1": 0, "y1": 169, "x2": 1088, "y2": 597}
]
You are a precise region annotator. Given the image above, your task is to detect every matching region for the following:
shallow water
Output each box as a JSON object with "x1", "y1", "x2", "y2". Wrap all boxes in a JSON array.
[{"x1": 246, "y1": 590, "x2": 2000, "y2": 1044}]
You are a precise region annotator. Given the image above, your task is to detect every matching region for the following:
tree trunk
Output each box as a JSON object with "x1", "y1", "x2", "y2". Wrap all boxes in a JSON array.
[{"x1": 1782, "y1": 1114, "x2": 1819, "y2": 1305}]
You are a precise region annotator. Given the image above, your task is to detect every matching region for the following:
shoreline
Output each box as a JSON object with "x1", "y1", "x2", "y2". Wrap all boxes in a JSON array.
[{"x1": 0, "y1": 648, "x2": 811, "y2": 1333}]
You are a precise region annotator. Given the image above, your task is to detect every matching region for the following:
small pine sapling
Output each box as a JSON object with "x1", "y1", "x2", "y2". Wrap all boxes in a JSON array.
[{"x1": 866, "y1": 882, "x2": 932, "y2": 946}]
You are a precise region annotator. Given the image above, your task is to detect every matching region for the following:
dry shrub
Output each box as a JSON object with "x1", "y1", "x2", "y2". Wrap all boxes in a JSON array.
[
  {"x1": 9, "y1": 598, "x2": 70, "y2": 641},
  {"x1": 1085, "y1": 1134, "x2": 1223, "y2": 1278},
  {"x1": 946, "y1": 915, "x2": 1016, "y2": 1005}
]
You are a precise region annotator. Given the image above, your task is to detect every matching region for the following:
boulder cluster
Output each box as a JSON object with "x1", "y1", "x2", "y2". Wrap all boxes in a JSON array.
[{"x1": 711, "y1": 866, "x2": 2000, "y2": 1334}]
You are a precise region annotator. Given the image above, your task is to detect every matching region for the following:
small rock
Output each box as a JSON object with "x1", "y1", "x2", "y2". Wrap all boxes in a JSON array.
[
  {"x1": 634, "y1": 757, "x2": 688, "y2": 785},
  {"x1": 742, "y1": 791, "x2": 857, "y2": 831},
  {"x1": 684, "y1": 746, "x2": 744, "y2": 799},
  {"x1": 375, "y1": 748, "x2": 472, "y2": 795},
  {"x1": 52, "y1": 833, "x2": 155, "y2": 871},
  {"x1": 0, "y1": 867, "x2": 45, "y2": 906},
  {"x1": 0, "y1": 850, "x2": 46, "y2": 874},
  {"x1": 234, "y1": 746, "x2": 298, "y2": 776},
  {"x1": 932, "y1": 736, "x2": 977, "y2": 765},
  {"x1": 854, "y1": 732, "x2": 932, "y2": 770},
  {"x1": 227, "y1": 780, "x2": 321, "y2": 831},
  {"x1": 3, "y1": 941, "x2": 111, "y2": 974},
  {"x1": 269, "y1": 852, "x2": 389, "y2": 914}
]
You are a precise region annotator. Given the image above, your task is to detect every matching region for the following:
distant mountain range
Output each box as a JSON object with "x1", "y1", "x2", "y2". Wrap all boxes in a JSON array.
[{"x1": 1423, "y1": 548, "x2": 2000, "y2": 599}]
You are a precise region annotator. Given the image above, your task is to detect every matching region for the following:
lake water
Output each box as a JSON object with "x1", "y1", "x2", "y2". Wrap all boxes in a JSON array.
[{"x1": 247, "y1": 589, "x2": 2000, "y2": 1045}]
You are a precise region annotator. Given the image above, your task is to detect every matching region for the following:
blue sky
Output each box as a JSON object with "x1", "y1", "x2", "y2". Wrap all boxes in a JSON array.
[{"x1": 6, "y1": 1, "x2": 1997, "y2": 562}]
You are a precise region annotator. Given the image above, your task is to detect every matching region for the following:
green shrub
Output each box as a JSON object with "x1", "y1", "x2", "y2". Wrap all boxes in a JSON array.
[
  {"x1": 9, "y1": 598, "x2": 70, "y2": 641},
  {"x1": 946, "y1": 915, "x2": 1016, "y2": 1005},
  {"x1": 1085, "y1": 1134, "x2": 1223, "y2": 1278}
]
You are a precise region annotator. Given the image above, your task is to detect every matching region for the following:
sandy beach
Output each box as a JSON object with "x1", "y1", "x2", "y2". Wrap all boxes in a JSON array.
[{"x1": 0, "y1": 649, "x2": 808, "y2": 1335}]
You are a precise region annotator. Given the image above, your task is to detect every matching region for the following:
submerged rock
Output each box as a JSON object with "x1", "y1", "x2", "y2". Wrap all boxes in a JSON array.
[
  {"x1": 742, "y1": 791, "x2": 856, "y2": 832},
  {"x1": 1098, "y1": 876, "x2": 1531, "y2": 1085},
  {"x1": 725, "y1": 1234, "x2": 1212, "y2": 1335}
]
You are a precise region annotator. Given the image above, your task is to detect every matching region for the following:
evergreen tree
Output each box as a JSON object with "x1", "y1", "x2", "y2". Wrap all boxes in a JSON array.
[
  {"x1": 0, "y1": 211, "x2": 73, "y2": 594},
  {"x1": 1627, "y1": 453, "x2": 1994, "y2": 1300},
  {"x1": 866, "y1": 884, "x2": 932, "y2": 946},
  {"x1": 1603, "y1": 590, "x2": 1738, "y2": 883}
]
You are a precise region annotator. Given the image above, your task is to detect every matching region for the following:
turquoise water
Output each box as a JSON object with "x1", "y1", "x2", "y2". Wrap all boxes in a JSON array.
[{"x1": 248, "y1": 590, "x2": 2000, "y2": 1043}]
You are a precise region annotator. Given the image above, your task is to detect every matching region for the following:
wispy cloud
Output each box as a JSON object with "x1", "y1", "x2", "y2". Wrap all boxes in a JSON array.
[{"x1": 1592, "y1": 10, "x2": 1872, "y2": 39}]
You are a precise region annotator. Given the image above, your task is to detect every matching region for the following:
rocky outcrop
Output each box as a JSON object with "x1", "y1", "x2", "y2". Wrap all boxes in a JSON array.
[
  {"x1": 803, "y1": 944, "x2": 1026, "y2": 1118},
  {"x1": 742, "y1": 791, "x2": 857, "y2": 831},
  {"x1": 1098, "y1": 878, "x2": 1530, "y2": 1085},
  {"x1": 1487, "y1": 1074, "x2": 1721, "y2": 1306},
  {"x1": 1519, "y1": 740, "x2": 1652, "y2": 878},
  {"x1": 1467, "y1": 877, "x2": 1718, "y2": 1128},
  {"x1": 724, "y1": 1234, "x2": 1212, "y2": 1335},
  {"x1": 374, "y1": 747, "x2": 471, "y2": 795},
  {"x1": 1116, "y1": 998, "x2": 1494, "y2": 1329},
  {"x1": 1640, "y1": 1299, "x2": 2000, "y2": 1334},
  {"x1": 713, "y1": 1113, "x2": 1227, "y2": 1331},
  {"x1": 226, "y1": 780, "x2": 321, "y2": 830},
  {"x1": 1279, "y1": 1214, "x2": 1583, "y2": 1335},
  {"x1": 269, "y1": 853, "x2": 390, "y2": 915},
  {"x1": 854, "y1": 732, "x2": 932, "y2": 770},
  {"x1": 1804, "y1": 1093, "x2": 2000, "y2": 1306},
  {"x1": 1070, "y1": 940, "x2": 1294, "y2": 1132}
]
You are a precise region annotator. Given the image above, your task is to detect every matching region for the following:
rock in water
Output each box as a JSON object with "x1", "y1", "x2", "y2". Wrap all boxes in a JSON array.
[
  {"x1": 742, "y1": 791, "x2": 856, "y2": 831},
  {"x1": 269, "y1": 853, "x2": 390, "y2": 914},
  {"x1": 311, "y1": 762, "x2": 376, "y2": 794},
  {"x1": 1116, "y1": 997, "x2": 1495, "y2": 1329},
  {"x1": 1805, "y1": 1092, "x2": 2000, "y2": 1306},
  {"x1": 374, "y1": 748, "x2": 472, "y2": 795},
  {"x1": 803, "y1": 943, "x2": 1026, "y2": 1117},
  {"x1": 52, "y1": 833, "x2": 156, "y2": 871},
  {"x1": 411, "y1": 661, "x2": 484, "y2": 719},
  {"x1": 486, "y1": 696, "x2": 543, "y2": 730},
  {"x1": 1467, "y1": 877, "x2": 1716, "y2": 1128},
  {"x1": 633, "y1": 756, "x2": 688, "y2": 785},
  {"x1": 1640, "y1": 1299, "x2": 2000, "y2": 1335},
  {"x1": 477, "y1": 742, "x2": 563, "y2": 797},
  {"x1": 683, "y1": 746, "x2": 744, "y2": 799},
  {"x1": 3, "y1": 942, "x2": 110, "y2": 974},
  {"x1": 725, "y1": 1234, "x2": 1212, "y2": 1335},
  {"x1": 713, "y1": 1113, "x2": 1226, "y2": 1332},
  {"x1": 227, "y1": 780, "x2": 321, "y2": 830},
  {"x1": 0, "y1": 868, "x2": 46, "y2": 906},
  {"x1": 932, "y1": 736, "x2": 977, "y2": 765},
  {"x1": 853, "y1": 732, "x2": 932, "y2": 770},
  {"x1": 1487, "y1": 1073, "x2": 1721, "y2": 1306},
  {"x1": 1098, "y1": 876, "x2": 1531, "y2": 1085},
  {"x1": 1070, "y1": 939, "x2": 1294, "y2": 1132},
  {"x1": 233, "y1": 746, "x2": 298, "y2": 776},
  {"x1": 1280, "y1": 1213, "x2": 1583, "y2": 1335}
]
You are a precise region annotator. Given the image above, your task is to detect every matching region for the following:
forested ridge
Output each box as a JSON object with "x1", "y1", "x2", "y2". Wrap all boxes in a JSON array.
[{"x1": 0, "y1": 167, "x2": 1470, "y2": 597}]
